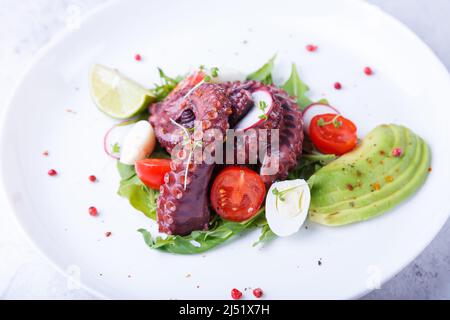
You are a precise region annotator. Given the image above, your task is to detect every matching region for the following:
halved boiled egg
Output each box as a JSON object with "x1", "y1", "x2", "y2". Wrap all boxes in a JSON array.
[
  {"x1": 265, "y1": 179, "x2": 311, "y2": 237},
  {"x1": 120, "y1": 120, "x2": 156, "y2": 165}
]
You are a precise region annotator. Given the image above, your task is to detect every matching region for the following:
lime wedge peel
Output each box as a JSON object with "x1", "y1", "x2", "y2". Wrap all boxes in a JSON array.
[{"x1": 90, "y1": 64, "x2": 155, "y2": 119}]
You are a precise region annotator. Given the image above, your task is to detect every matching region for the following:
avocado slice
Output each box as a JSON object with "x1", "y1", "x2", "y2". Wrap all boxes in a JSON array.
[{"x1": 308, "y1": 124, "x2": 431, "y2": 226}]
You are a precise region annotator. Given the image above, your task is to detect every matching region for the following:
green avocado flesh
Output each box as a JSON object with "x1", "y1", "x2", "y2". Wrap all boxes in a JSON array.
[{"x1": 308, "y1": 124, "x2": 431, "y2": 226}]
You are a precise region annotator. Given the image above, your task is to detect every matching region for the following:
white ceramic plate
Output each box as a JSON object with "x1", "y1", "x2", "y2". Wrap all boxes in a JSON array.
[{"x1": 1, "y1": 0, "x2": 450, "y2": 300}]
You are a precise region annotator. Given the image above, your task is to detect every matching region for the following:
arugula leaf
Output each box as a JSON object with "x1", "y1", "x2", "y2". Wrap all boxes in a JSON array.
[
  {"x1": 246, "y1": 55, "x2": 276, "y2": 85},
  {"x1": 253, "y1": 222, "x2": 277, "y2": 247},
  {"x1": 151, "y1": 68, "x2": 183, "y2": 101},
  {"x1": 282, "y1": 63, "x2": 313, "y2": 110},
  {"x1": 288, "y1": 153, "x2": 337, "y2": 181},
  {"x1": 138, "y1": 209, "x2": 265, "y2": 254},
  {"x1": 117, "y1": 162, "x2": 158, "y2": 220}
]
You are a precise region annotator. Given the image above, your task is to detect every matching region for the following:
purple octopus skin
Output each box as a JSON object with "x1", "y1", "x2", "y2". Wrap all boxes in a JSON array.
[
  {"x1": 223, "y1": 81, "x2": 304, "y2": 186},
  {"x1": 149, "y1": 75, "x2": 304, "y2": 236},
  {"x1": 149, "y1": 81, "x2": 195, "y2": 153},
  {"x1": 224, "y1": 81, "x2": 254, "y2": 127},
  {"x1": 259, "y1": 88, "x2": 304, "y2": 185},
  {"x1": 150, "y1": 81, "x2": 232, "y2": 235}
]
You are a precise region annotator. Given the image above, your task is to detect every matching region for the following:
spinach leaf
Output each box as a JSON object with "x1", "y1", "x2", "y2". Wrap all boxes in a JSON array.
[
  {"x1": 246, "y1": 55, "x2": 276, "y2": 85},
  {"x1": 138, "y1": 209, "x2": 266, "y2": 254},
  {"x1": 117, "y1": 162, "x2": 158, "y2": 220},
  {"x1": 282, "y1": 63, "x2": 313, "y2": 110}
]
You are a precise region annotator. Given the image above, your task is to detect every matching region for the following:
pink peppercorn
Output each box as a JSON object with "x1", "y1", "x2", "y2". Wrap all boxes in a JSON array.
[
  {"x1": 48, "y1": 169, "x2": 57, "y2": 176},
  {"x1": 89, "y1": 206, "x2": 98, "y2": 216},
  {"x1": 89, "y1": 175, "x2": 97, "y2": 182},
  {"x1": 306, "y1": 44, "x2": 318, "y2": 52},
  {"x1": 105, "y1": 231, "x2": 112, "y2": 237},
  {"x1": 231, "y1": 288, "x2": 243, "y2": 300},
  {"x1": 253, "y1": 288, "x2": 263, "y2": 298},
  {"x1": 135, "y1": 54, "x2": 142, "y2": 61},
  {"x1": 364, "y1": 67, "x2": 373, "y2": 76},
  {"x1": 334, "y1": 82, "x2": 342, "y2": 90},
  {"x1": 392, "y1": 147, "x2": 403, "y2": 157}
]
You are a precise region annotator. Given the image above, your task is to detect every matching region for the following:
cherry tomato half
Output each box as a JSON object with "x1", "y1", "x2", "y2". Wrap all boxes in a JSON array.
[
  {"x1": 210, "y1": 166, "x2": 266, "y2": 222},
  {"x1": 135, "y1": 158, "x2": 172, "y2": 190},
  {"x1": 309, "y1": 113, "x2": 358, "y2": 155}
]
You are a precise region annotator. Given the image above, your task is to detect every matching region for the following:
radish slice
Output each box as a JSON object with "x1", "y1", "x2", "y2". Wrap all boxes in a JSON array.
[
  {"x1": 103, "y1": 116, "x2": 141, "y2": 160},
  {"x1": 302, "y1": 103, "x2": 340, "y2": 134},
  {"x1": 235, "y1": 90, "x2": 273, "y2": 131}
]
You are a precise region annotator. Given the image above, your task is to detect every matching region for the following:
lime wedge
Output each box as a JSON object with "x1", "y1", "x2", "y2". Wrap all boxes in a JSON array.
[{"x1": 90, "y1": 64, "x2": 155, "y2": 119}]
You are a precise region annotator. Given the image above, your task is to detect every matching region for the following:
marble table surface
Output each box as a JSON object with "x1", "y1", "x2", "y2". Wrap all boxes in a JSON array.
[{"x1": 0, "y1": 0, "x2": 449, "y2": 300}]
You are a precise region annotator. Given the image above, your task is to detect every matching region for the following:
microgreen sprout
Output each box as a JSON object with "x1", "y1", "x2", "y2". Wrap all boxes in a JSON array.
[
  {"x1": 211, "y1": 67, "x2": 219, "y2": 78},
  {"x1": 258, "y1": 101, "x2": 268, "y2": 120},
  {"x1": 169, "y1": 118, "x2": 203, "y2": 190},
  {"x1": 317, "y1": 115, "x2": 342, "y2": 128},
  {"x1": 111, "y1": 142, "x2": 121, "y2": 154},
  {"x1": 198, "y1": 66, "x2": 219, "y2": 83},
  {"x1": 272, "y1": 186, "x2": 303, "y2": 211}
]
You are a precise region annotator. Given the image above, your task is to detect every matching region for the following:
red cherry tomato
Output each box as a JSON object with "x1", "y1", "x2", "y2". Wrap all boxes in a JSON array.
[
  {"x1": 174, "y1": 71, "x2": 205, "y2": 91},
  {"x1": 186, "y1": 71, "x2": 205, "y2": 86},
  {"x1": 309, "y1": 113, "x2": 358, "y2": 155},
  {"x1": 210, "y1": 166, "x2": 266, "y2": 222},
  {"x1": 135, "y1": 159, "x2": 172, "y2": 190}
]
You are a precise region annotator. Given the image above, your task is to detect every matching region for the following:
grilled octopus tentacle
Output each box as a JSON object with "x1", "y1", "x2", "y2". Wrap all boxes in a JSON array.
[
  {"x1": 150, "y1": 82, "x2": 231, "y2": 235},
  {"x1": 260, "y1": 90, "x2": 304, "y2": 185}
]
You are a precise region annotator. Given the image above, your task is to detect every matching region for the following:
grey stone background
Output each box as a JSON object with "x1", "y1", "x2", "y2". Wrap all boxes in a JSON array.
[{"x1": 0, "y1": 0, "x2": 449, "y2": 299}]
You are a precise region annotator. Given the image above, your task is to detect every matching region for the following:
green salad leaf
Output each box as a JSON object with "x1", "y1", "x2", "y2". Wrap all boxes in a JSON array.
[
  {"x1": 288, "y1": 153, "x2": 337, "y2": 181},
  {"x1": 246, "y1": 55, "x2": 276, "y2": 85},
  {"x1": 150, "y1": 143, "x2": 172, "y2": 159},
  {"x1": 151, "y1": 68, "x2": 184, "y2": 101},
  {"x1": 117, "y1": 162, "x2": 158, "y2": 220},
  {"x1": 138, "y1": 209, "x2": 266, "y2": 254},
  {"x1": 253, "y1": 221, "x2": 277, "y2": 247},
  {"x1": 282, "y1": 63, "x2": 313, "y2": 110},
  {"x1": 113, "y1": 61, "x2": 339, "y2": 254}
]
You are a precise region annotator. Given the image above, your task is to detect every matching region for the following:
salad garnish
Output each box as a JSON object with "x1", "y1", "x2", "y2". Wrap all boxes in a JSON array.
[
  {"x1": 258, "y1": 101, "x2": 269, "y2": 120},
  {"x1": 317, "y1": 114, "x2": 343, "y2": 128},
  {"x1": 88, "y1": 54, "x2": 431, "y2": 255}
]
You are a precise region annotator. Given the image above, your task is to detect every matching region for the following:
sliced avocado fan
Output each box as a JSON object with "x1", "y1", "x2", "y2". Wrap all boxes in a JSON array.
[{"x1": 308, "y1": 124, "x2": 431, "y2": 226}]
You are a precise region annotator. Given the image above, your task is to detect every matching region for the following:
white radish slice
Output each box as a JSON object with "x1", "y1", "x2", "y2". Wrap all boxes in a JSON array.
[
  {"x1": 120, "y1": 120, "x2": 156, "y2": 165},
  {"x1": 266, "y1": 179, "x2": 311, "y2": 237},
  {"x1": 302, "y1": 103, "x2": 340, "y2": 134},
  {"x1": 235, "y1": 90, "x2": 273, "y2": 131}
]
